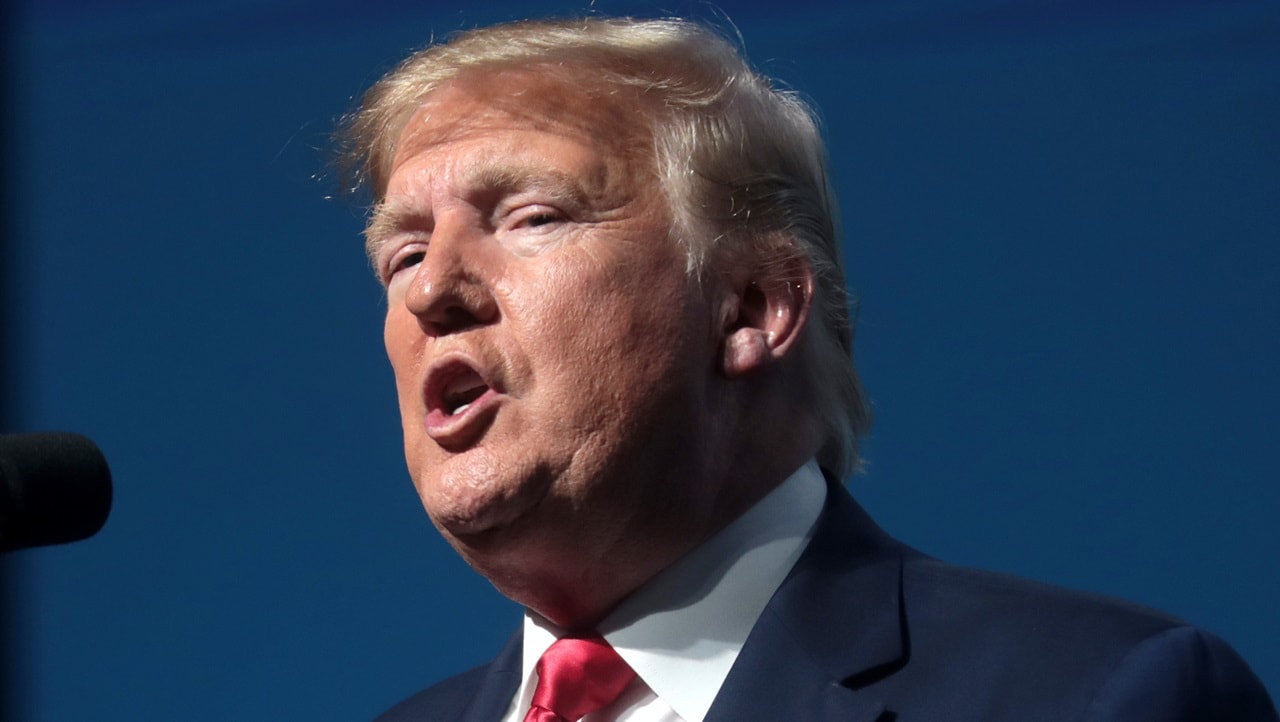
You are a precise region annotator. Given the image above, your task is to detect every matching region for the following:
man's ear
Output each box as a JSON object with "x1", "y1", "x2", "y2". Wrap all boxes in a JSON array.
[{"x1": 719, "y1": 252, "x2": 814, "y2": 378}]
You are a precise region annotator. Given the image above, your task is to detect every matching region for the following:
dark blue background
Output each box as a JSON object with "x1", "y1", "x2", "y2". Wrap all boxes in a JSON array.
[{"x1": 7, "y1": 1, "x2": 1278, "y2": 719}]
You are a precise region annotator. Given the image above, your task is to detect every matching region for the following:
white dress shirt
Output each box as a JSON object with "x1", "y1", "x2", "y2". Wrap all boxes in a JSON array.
[{"x1": 498, "y1": 460, "x2": 827, "y2": 722}]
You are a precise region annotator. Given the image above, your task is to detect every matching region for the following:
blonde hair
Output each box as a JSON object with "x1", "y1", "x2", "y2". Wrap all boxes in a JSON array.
[{"x1": 337, "y1": 17, "x2": 872, "y2": 477}]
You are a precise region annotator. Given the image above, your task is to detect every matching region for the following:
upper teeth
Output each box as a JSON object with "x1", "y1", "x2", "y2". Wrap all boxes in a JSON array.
[{"x1": 444, "y1": 379, "x2": 487, "y2": 415}]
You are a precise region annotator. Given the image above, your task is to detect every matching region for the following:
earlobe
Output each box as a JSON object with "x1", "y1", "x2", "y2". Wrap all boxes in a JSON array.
[
  {"x1": 722, "y1": 328, "x2": 773, "y2": 377},
  {"x1": 719, "y1": 255, "x2": 813, "y2": 378}
]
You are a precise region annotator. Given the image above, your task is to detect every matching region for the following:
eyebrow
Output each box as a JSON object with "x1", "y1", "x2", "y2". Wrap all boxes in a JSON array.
[
  {"x1": 364, "y1": 201, "x2": 420, "y2": 267},
  {"x1": 364, "y1": 160, "x2": 596, "y2": 265}
]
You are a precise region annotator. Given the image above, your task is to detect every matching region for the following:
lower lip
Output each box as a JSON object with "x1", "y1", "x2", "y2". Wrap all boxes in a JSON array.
[{"x1": 424, "y1": 388, "x2": 502, "y2": 448}]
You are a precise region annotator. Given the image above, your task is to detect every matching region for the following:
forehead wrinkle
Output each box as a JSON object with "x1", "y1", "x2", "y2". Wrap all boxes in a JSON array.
[
  {"x1": 396, "y1": 84, "x2": 635, "y2": 189},
  {"x1": 466, "y1": 159, "x2": 595, "y2": 208}
]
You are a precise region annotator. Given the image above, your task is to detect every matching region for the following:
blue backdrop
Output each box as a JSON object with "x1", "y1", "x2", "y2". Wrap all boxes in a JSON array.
[{"x1": 7, "y1": 1, "x2": 1278, "y2": 719}]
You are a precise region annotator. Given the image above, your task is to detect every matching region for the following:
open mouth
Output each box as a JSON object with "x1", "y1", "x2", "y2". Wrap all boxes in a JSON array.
[{"x1": 424, "y1": 357, "x2": 499, "y2": 431}]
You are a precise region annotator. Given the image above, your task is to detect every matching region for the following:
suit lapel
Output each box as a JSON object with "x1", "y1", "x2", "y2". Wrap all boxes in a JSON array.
[
  {"x1": 705, "y1": 480, "x2": 910, "y2": 722},
  {"x1": 455, "y1": 629, "x2": 524, "y2": 722}
]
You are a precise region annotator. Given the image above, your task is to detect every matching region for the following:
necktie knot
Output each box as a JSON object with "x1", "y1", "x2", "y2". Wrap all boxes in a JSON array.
[{"x1": 524, "y1": 635, "x2": 635, "y2": 722}]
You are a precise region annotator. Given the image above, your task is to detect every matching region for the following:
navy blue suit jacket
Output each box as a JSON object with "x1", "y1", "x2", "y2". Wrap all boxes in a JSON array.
[{"x1": 376, "y1": 481, "x2": 1278, "y2": 721}]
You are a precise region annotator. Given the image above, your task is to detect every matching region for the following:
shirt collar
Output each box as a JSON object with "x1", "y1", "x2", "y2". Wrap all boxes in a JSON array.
[{"x1": 517, "y1": 460, "x2": 827, "y2": 722}]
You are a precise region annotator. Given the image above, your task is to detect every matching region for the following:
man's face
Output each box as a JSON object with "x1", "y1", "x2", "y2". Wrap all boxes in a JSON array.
[{"x1": 375, "y1": 72, "x2": 728, "y2": 611}]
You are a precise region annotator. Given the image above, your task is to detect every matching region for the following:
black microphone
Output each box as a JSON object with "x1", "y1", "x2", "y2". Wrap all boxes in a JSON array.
[{"x1": 0, "y1": 432, "x2": 113, "y2": 552}]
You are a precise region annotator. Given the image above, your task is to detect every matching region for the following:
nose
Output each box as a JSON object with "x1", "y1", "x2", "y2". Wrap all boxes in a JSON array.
[{"x1": 402, "y1": 225, "x2": 499, "y2": 337}]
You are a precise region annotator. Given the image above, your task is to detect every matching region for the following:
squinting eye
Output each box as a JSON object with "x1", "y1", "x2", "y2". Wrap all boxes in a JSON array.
[
  {"x1": 525, "y1": 213, "x2": 559, "y2": 227},
  {"x1": 510, "y1": 205, "x2": 565, "y2": 230},
  {"x1": 393, "y1": 251, "x2": 425, "y2": 274}
]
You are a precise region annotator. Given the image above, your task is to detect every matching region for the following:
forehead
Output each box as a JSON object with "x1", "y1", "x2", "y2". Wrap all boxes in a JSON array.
[{"x1": 389, "y1": 69, "x2": 652, "y2": 180}]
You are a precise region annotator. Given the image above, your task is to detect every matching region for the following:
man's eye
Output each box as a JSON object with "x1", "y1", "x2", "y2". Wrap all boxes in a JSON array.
[
  {"x1": 525, "y1": 212, "x2": 559, "y2": 227},
  {"x1": 392, "y1": 251, "x2": 426, "y2": 274},
  {"x1": 511, "y1": 206, "x2": 564, "y2": 230}
]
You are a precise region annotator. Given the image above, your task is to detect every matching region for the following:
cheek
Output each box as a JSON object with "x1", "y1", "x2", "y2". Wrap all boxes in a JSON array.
[
  {"x1": 383, "y1": 310, "x2": 424, "y2": 402},
  {"x1": 536, "y1": 273, "x2": 698, "y2": 396},
  {"x1": 502, "y1": 246, "x2": 708, "y2": 404},
  {"x1": 496, "y1": 266, "x2": 598, "y2": 364}
]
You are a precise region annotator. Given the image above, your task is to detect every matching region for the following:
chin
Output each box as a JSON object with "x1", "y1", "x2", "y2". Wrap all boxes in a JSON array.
[
  {"x1": 415, "y1": 451, "x2": 558, "y2": 539},
  {"x1": 420, "y1": 484, "x2": 526, "y2": 538}
]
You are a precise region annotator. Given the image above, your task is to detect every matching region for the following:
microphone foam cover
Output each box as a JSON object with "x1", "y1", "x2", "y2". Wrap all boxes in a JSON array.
[{"x1": 0, "y1": 432, "x2": 113, "y2": 552}]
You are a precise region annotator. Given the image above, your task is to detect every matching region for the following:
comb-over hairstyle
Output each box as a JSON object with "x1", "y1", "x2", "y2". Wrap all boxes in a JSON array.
[{"x1": 338, "y1": 16, "x2": 872, "y2": 477}]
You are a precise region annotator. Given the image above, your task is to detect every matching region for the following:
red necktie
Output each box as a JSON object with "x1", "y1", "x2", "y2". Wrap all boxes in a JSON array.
[{"x1": 523, "y1": 635, "x2": 636, "y2": 722}]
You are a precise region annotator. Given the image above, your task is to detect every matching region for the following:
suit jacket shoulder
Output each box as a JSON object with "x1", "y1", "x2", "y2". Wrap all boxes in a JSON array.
[
  {"x1": 706, "y1": 480, "x2": 1278, "y2": 721},
  {"x1": 895, "y1": 556, "x2": 1275, "y2": 720}
]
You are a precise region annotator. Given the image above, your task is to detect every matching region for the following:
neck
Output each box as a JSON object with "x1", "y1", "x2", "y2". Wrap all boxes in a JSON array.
[{"x1": 463, "y1": 381, "x2": 823, "y2": 629}]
